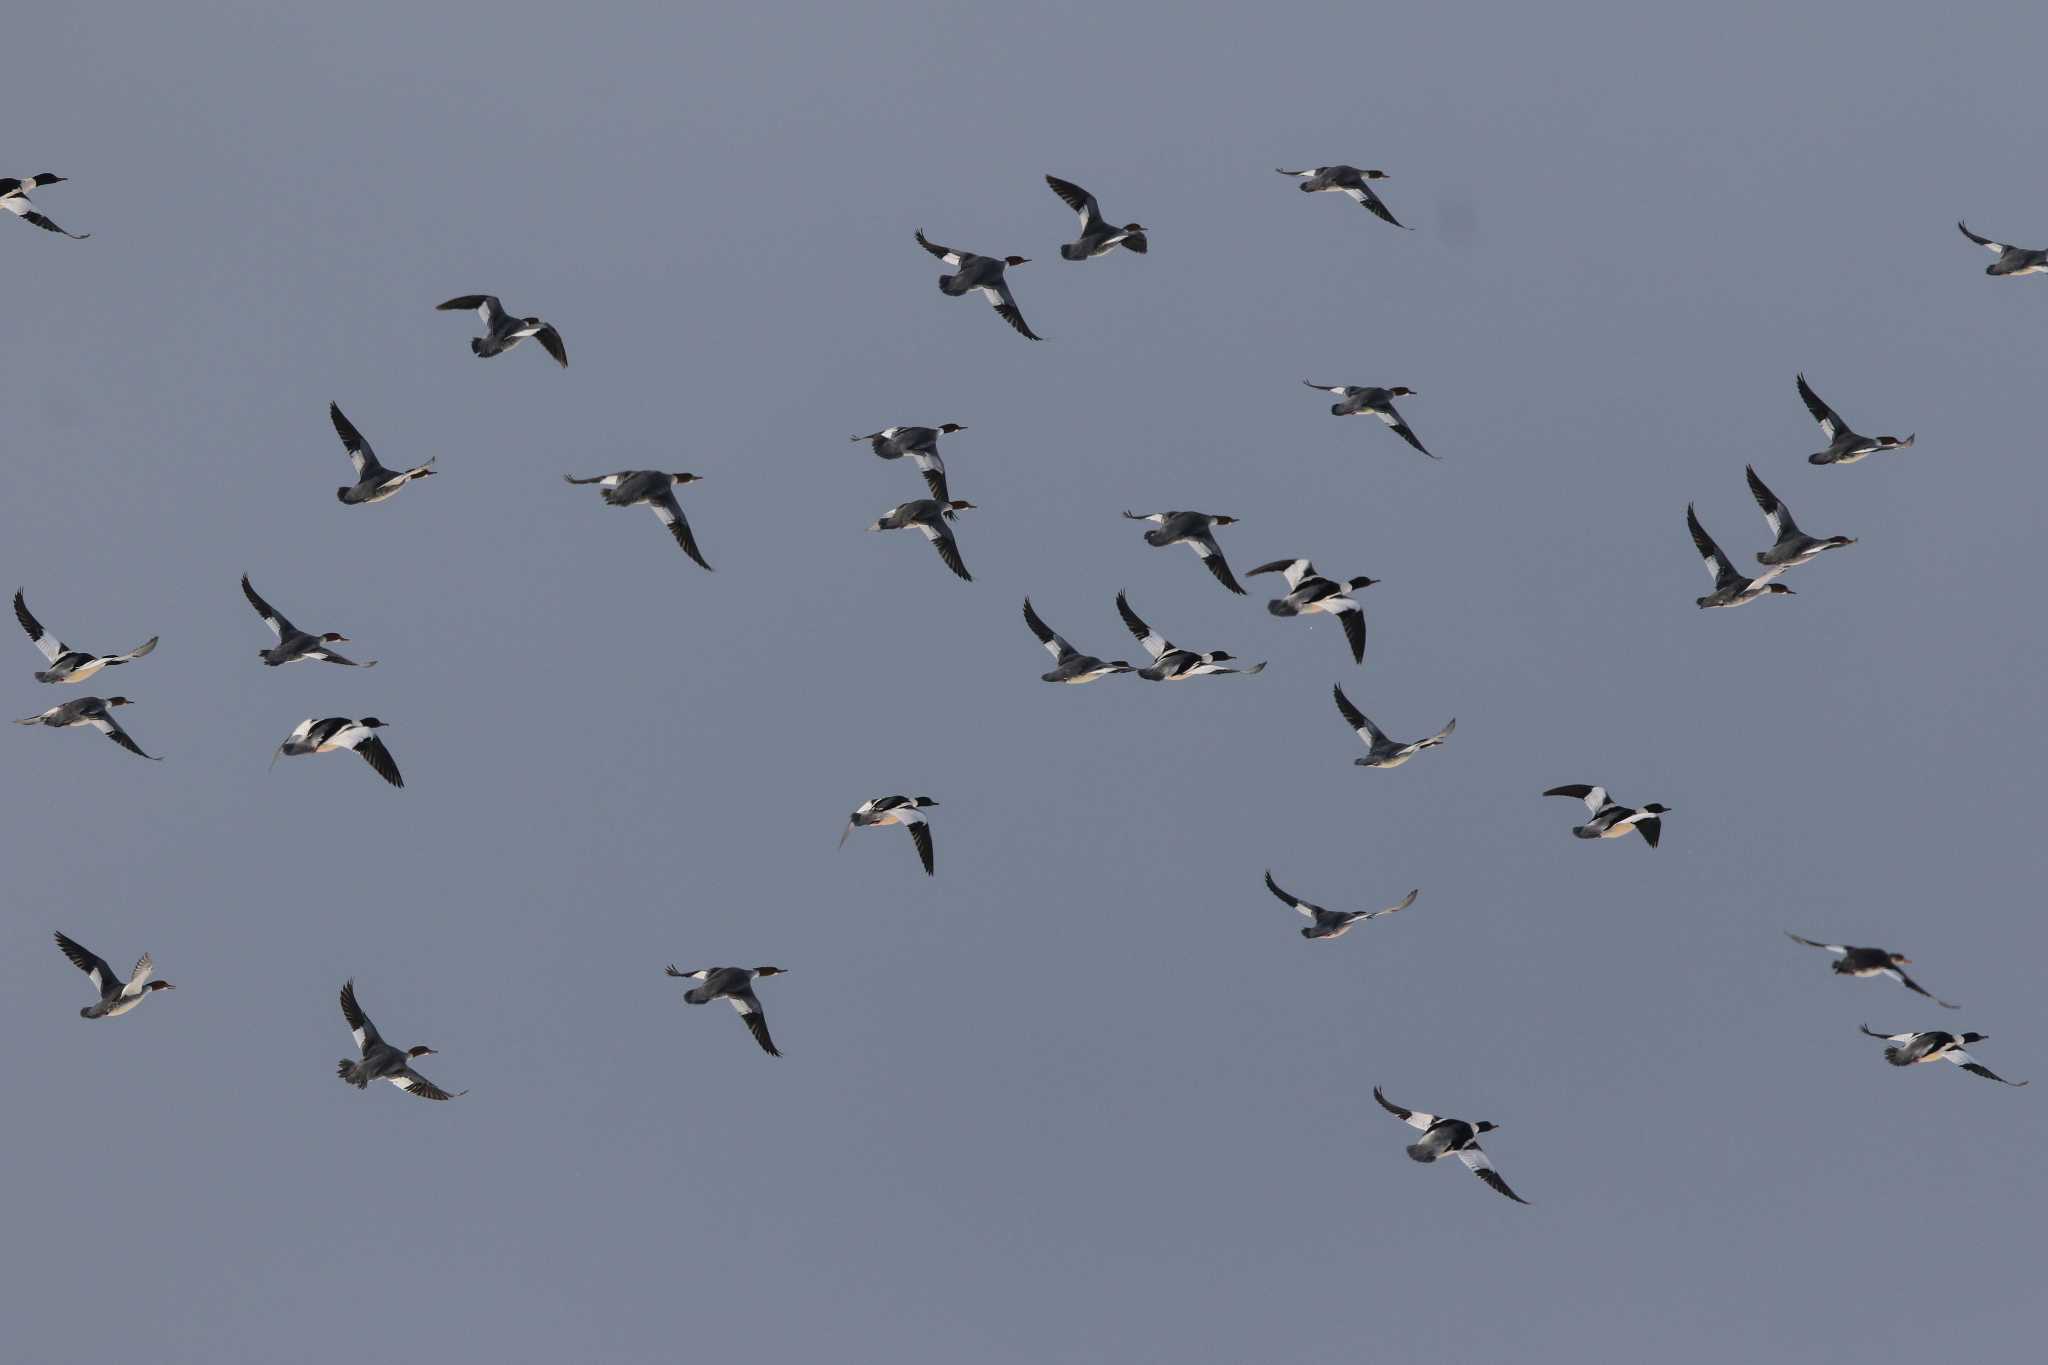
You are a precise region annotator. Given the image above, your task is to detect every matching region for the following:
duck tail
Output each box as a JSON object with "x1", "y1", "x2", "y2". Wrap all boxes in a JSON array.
[
  {"x1": 1405, "y1": 1144, "x2": 1435, "y2": 1163},
  {"x1": 1883, "y1": 1046, "x2": 1912, "y2": 1066},
  {"x1": 1059, "y1": 243, "x2": 1085, "y2": 261},
  {"x1": 937, "y1": 272, "x2": 964, "y2": 295},
  {"x1": 1267, "y1": 599, "x2": 1297, "y2": 617},
  {"x1": 1331, "y1": 403, "x2": 1347, "y2": 416},
  {"x1": 682, "y1": 986, "x2": 712, "y2": 1006},
  {"x1": 336, "y1": 1059, "x2": 359, "y2": 1085}
]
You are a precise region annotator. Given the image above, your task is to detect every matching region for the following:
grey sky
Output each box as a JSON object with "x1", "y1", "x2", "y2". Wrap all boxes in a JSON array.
[{"x1": 5, "y1": 3, "x2": 2045, "y2": 1361}]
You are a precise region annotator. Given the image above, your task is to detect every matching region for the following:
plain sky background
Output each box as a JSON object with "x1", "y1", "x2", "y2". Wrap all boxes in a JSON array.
[{"x1": 5, "y1": 3, "x2": 2045, "y2": 1361}]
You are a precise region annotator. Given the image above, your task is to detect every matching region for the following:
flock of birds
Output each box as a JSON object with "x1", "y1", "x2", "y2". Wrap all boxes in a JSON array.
[{"x1": 10, "y1": 164, "x2": 2037, "y2": 1205}]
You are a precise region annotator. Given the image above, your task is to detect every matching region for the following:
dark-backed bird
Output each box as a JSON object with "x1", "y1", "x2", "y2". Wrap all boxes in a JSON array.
[
  {"x1": 1264, "y1": 871, "x2": 1416, "y2": 941},
  {"x1": 1249, "y1": 559, "x2": 1375, "y2": 664},
  {"x1": 337, "y1": 980, "x2": 464, "y2": 1099},
  {"x1": 54, "y1": 932, "x2": 174, "y2": 1018},
  {"x1": 1122, "y1": 509, "x2": 1244, "y2": 594},
  {"x1": 852, "y1": 424, "x2": 966, "y2": 502},
  {"x1": 1333, "y1": 685, "x2": 1452, "y2": 768},
  {"x1": 1115, "y1": 590, "x2": 1264, "y2": 681},
  {"x1": 1045, "y1": 175, "x2": 1148, "y2": 259},
  {"x1": 869, "y1": 499, "x2": 974, "y2": 581},
  {"x1": 1373, "y1": 1086, "x2": 1527, "y2": 1203},
  {"x1": 1744, "y1": 466, "x2": 1856, "y2": 568},
  {"x1": 1957, "y1": 220, "x2": 2048, "y2": 277},
  {"x1": 1, "y1": 173, "x2": 89, "y2": 238},
  {"x1": 1302, "y1": 382, "x2": 1434, "y2": 457},
  {"x1": 1687, "y1": 504, "x2": 1794, "y2": 608},
  {"x1": 1021, "y1": 598, "x2": 1132, "y2": 683},
  {"x1": 915, "y1": 230, "x2": 1040, "y2": 339},
  {"x1": 436, "y1": 294, "x2": 566, "y2": 365},
  {"x1": 1542, "y1": 785, "x2": 1669, "y2": 847},
  {"x1": 1785, "y1": 934, "x2": 1957, "y2": 1008},
  {"x1": 1796, "y1": 374, "x2": 1914, "y2": 466},
  {"x1": 241, "y1": 575, "x2": 375, "y2": 667},
  {"x1": 16, "y1": 696, "x2": 160, "y2": 760},
  {"x1": 14, "y1": 590, "x2": 156, "y2": 683},
  {"x1": 331, "y1": 403, "x2": 434, "y2": 505},
  {"x1": 1859, "y1": 1026, "x2": 2025, "y2": 1086},
  {"x1": 273, "y1": 717, "x2": 402, "y2": 787},
  {"x1": 1275, "y1": 166, "x2": 1409, "y2": 228},
  {"x1": 666, "y1": 966, "x2": 785, "y2": 1057},
  {"x1": 564, "y1": 471, "x2": 712, "y2": 570},
  {"x1": 840, "y1": 796, "x2": 937, "y2": 875}
]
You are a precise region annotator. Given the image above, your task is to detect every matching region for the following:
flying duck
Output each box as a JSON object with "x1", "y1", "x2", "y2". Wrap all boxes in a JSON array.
[
  {"x1": 914, "y1": 230, "x2": 1040, "y2": 340},
  {"x1": 54, "y1": 932, "x2": 173, "y2": 1018},
  {"x1": 1, "y1": 173, "x2": 89, "y2": 238},
  {"x1": 1249, "y1": 559, "x2": 1376, "y2": 664},
  {"x1": 14, "y1": 590, "x2": 157, "y2": 684},
  {"x1": 1022, "y1": 598, "x2": 1132, "y2": 683},
  {"x1": 1687, "y1": 504, "x2": 1794, "y2": 609},
  {"x1": 1373, "y1": 1086, "x2": 1527, "y2": 1204},
  {"x1": 563, "y1": 471, "x2": 712, "y2": 570},
  {"x1": 1275, "y1": 166, "x2": 1409, "y2": 229},
  {"x1": 331, "y1": 403, "x2": 434, "y2": 505},
  {"x1": 665, "y1": 966, "x2": 785, "y2": 1057},
  {"x1": 1122, "y1": 510, "x2": 1244, "y2": 594},
  {"x1": 337, "y1": 979, "x2": 464, "y2": 1099},
  {"x1": 840, "y1": 795, "x2": 937, "y2": 875},
  {"x1": 273, "y1": 717, "x2": 402, "y2": 788},
  {"x1": 1542, "y1": 785, "x2": 1669, "y2": 847},
  {"x1": 1265, "y1": 871, "x2": 1417, "y2": 941},
  {"x1": 1796, "y1": 374, "x2": 1914, "y2": 466},
  {"x1": 1743, "y1": 466, "x2": 1856, "y2": 568},
  {"x1": 1045, "y1": 175, "x2": 1148, "y2": 259},
  {"x1": 1115, "y1": 590, "x2": 1265, "y2": 681},
  {"x1": 869, "y1": 499, "x2": 974, "y2": 581},
  {"x1": 1957, "y1": 220, "x2": 2048, "y2": 277},
  {"x1": 1333, "y1": 684, "x2": 1452, "y2": 768},
  {"x1": 1859, "y1": 1025, "x2": 2026, "y2": 1086},
  {"x1": 1785, "y1": 934, "x2": 1958, "y2": 1008},
  {"x1": 435, "y1": 294, "x2": 566, "y2": 366},
  {"x1": 851, "y1": 424, "x2": 965, "y2": 502},
  {"x1": 15, "y1": 697, "x2": 160, "y2": 760},
  {"x1": 1302, "y1": 383, "x2": 1435, "y2": 458},
  {"x1": 241, "y1": 575, "x2": 375, "y2": 667}
]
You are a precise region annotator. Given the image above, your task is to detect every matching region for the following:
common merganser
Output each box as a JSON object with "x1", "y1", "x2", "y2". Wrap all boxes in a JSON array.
[
  {"x1": 435, "y1": 294, "x2": 566, "y2": 366},
  {"x1": 869, "y1": 499, "x2": 974, "y2": 581},
  {"x1": 1045, "y1": 176, "x2": 1148, "y2": 259},
  {"x1": 1785, "y1": 934, "x2": 1958, "y2": 1008},
  {"x1": 14, "y1": 590, "x2": 157, "y2": 683},
  {"x1": 1249, "y1": 559, "x2": 1376, "y2": 664},
  {"x1": 1122, "y1": 510, "x2": 1244, "y2": 594},
  {"x1": 839, "y1": 796, "x2": 937, "y2": 875},
  {"x1": 1275, "y1": 166, "x2": 1409, "y2": 229},
  {"x1": 1301, "y1": 383, "x2": 1434, "y2": 458},
  {"x1": 330, "y1": 403, "x2": 434, "y2": 505},
  {"x1": 1686, "y1": 505, "x2": 1794, "y2": 608},
  {"x1": 15, "y1": 696, "x2": 160, "y2": 760},
  {"x1": 1373, "y1": 1086, "x2": 1527, "y2": 1204},
  {"x1": 273, "y1": 717, "x2": 401, "y2": 787},
  {"x1": 1021, "y1": 598, "x2": 1132, "y2": 683},
  {"x1": 1333, "y1": 685, "x2": 1452, "y2": 768},
  {"x1": 665, "y1": 966, "x2": 785, "y2": 1057},
  {"x1": 337, "y1": 980, "x2": 464, "y2": 1099},
  {"x1": 851, "y1": 425, "x2": 965, "y2": 502},
  {"x1": 1542, "y1": 785, "x2": 1669, "y2": 847},
  {"x1": 563, "y1": 471, "x2": 711, "y2": 570},
  {"x1": 0, "y1": 174, "x2": 89, "y2": 238},
  {"x1": 1859, "y1": 1025, "x2": 2025, "y2": 1086},
  {"x1": 1796, "y1": 374, "x2": 1914, "y2": 466},
  {"x1": 241, "y1": 575, "x2": 375, "y2": 667},
  {"x1": 1114, "y1": 591, "x2": 1265, "y2": 681},
  {"x1": 54, "y1": 932, "x2": 173, "y2": 1018},
  {"x1": 1744, "y1": 466, "x2": 1856, "y2": 568},
  {"x1": 914, "y1": 231, "x2": 1040, "y2": 340},
  {"x1": 1957, "y1": 220, "x2": 2048, "y2": 276},
  {"x1": 1264, "y1": 871, "x2": 1416, "y2": 940}
]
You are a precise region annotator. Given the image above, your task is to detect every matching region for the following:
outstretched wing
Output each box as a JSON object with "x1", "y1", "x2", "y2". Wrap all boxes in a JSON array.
[
  {"x1": 904, "y1": 818, "x2": 935, "y2": 876},
  {"x1": 1115, "y1": 591, "x2": 1169, "y2": 660},
  {"x1": 1249, "y1": 558, "x2": 1314, "y2": 589},
  {"x1": 1544, "y1": 784, "x2": 1608, "y2": 814},
  {"x1": 89, "y1": 714, "x2": 161, "y2": 760},
  {"x1": 1346, "y1": 182, "x2": 1409, "y2": 229},
  {"x1": 1456, "y1": 1146, "x2": 1529, "y2": 1204},
  {"x1": 54, "y1": 932, "x2": 115, "y2": 995},
  {"x1": 1784, "y1": 932, "x2": 1846, "y2": 955},
  {"x1": 437, "y1": 294, "x2": 504, "y2": 327},
  {"x1": 1883, "y1": 967, "x2": 1960, "y2": 1010},
  {"x1": 913, "y1": 230, "x2": 963, "y2": 265},
  {"x1": 650, "y1": 493, "x2": 713, "y2": 571},
  {"x1": 533, "y1": 324, "x2": 568, "y2": 368},
  {"x1": 728, "y1": 992, "x2": 782, "y2": 1057},
  {"x1": 13, "y1": 590, "x2": 65, "y2": 663},
  {"x1": 340, "y1": 979, "x2": 383, "y2": 1054},
  {"x1": 1794, "y1": 373, "x2": 1842, "y2": 440},
  {"x1": 916, "y1": 520, "x2": 972, "y2": 581},
  {"x1": 1375, "y1": 405, "x2": 1436, "y2": 458},
  {"x1": 389, "y1": 1069, "x2": 466, "y2": 1101},
  {"x1": 1957, "y1": 221, "x2": 2004, "y2": 251},
  {"x1": 1263, "y1": 871, "x2": 1323, "y2": 921},
  {"x1": 1744, "y1": 465, "x2": 1796, "y2": 539},
  {"x1": 240, "y1": 575, "x2": 292, "y2": 638},
  {"x1": 1373, "y1": 1086, "x2": 1434, "y2": 1130},
  {"x1": 330, "y1": 403, "x2": 382, "y2": 477},
  {"x1": 1333, "y1": 684, "x2": 1383, "y2": 746},
  {"x1": 1366, "y1": 890, "x2": 1420, "y2": 920},
  {"x1": 1021, "y1": 598, "x2": 1072, "y2": 661},
  {"x1": 1045, "y1": 175, "x2": 1103, "y2": 229},
  {"x1": 1686, "y1": 504, "x2": 1735, "y2": 586}
]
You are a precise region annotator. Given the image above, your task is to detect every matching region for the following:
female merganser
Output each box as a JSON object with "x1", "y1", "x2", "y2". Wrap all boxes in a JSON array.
[
  {"x1": 1743, "y1": 466, "x2": 1856, "y2": 568},
  {"x1": 14, "y1": 590, "x2": 157, "y2": 683},
  {"x1": 914, "y1": 231, "x2": 1040, "y2": 340},
  {"x1": 1265, "y1": 871, "x2": 1417, "y2": 940},
  {"x1": 1, "y1": 174, "x2": 89, "y2": 238},
  {"x1": 563, "y1": 471, "x2": 712, "y2": 570},
  {"x1": 1541, "y1": 785, "x2": 1669, "y2": 847},
  {"x1": 241, "y1": 575, "x2": 375, "y2": 667},
  {"x1": 1795, "y1": 374, "x2": 1915, "y2": 466},
  {"x1": 1858, "y1": 1025, "x2": 2026, "y2": 1086},
  {"x1": 1022, "y1": 598, "x2": 1132, "y2": 683},
  {"x1": 331, "y1": 403, "x2": 435, "y2": 505},
  {"x1": 1333, "y1": 684, "x2": 1452, "y2": 768},
  {"x1": 1302, "y1": 383, "x2": 1435, "y2": 458},
  {"x1": 435, "y1": 294, "x2": 567, "y2": 366},
  {"x1": 839, "y1": 796, "x2": 937, "y2": 875},
  {"x1": 851, "y1": 425, "x2": 965, "y2": 503},
  {"x1": 1248, "y1": 559, "x2": 1376, "y2": 664},
  {"x1": 1044, "y1": 176, "x2": 1148, "y2": 259},
  {"x1": 1957, "y1": 220, "x2": 2048, "y2": 276},
  {"x1": 1275, "y1": 166, "x2": 1409, "y2": 229},
  {"x1": 665, "y1": 966, "x2": 785, "y2": 1057},
  {"x1": 1373, "y1": 1086, "x2": 1527, "y2": 1203},
  {"x1": 54, "y1": 932, "x2": 173, "y2": 1018},
  {"x1": 273, "y1": 717, "x2": 402, "y2": 787},
  {"x1": 1686, "y1": 505, "x2": 1794, "y2": 608},
  {"x1": 1115, "y1": 591, "x2": 1265, "y2": 681},
  {"x1": 869, "y1": 499, "x2": 974, "y2": 581},
  {"x1": 15, "y1": 696, "x2": 160, "y2": 760},
  {"x1": 1122, "y1": 510, "x2": 1245, "y2": 594},
  {"x1": 337, "y1": 980, "x2": 464, "y2": 1099},
  {"x1": 1785, "y1": 934, "x2": 1958, "y2": 1008}
]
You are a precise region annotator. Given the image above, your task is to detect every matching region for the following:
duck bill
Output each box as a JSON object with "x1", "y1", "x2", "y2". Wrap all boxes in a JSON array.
[{"x1": 837, "y1": 822, "x2": 854, "y2": 848}]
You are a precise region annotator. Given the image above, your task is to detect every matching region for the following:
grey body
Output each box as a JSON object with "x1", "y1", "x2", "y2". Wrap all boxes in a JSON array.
[
  {"x1": 1249, "y1": 559, "x2": 1374, "y2": 664},
  {"x1": 1275, "y1": 166, "x2": 1409, "y2": 228},
  {"x1": 0, "y1": 173, "x2": 89, "y2": 237},
  {"x1": 841, "y1": 795, "x2": 937, "y2": 875},
  {"x1": 1302, "y1": 382, "x2": 1434, "y2": 457},
  {"x1": 1333, "y1": 684, "x2": 1453, "y2": 768},
  {"x1": 1021, "y1": 598, "x2": 1132, "y2": 683},
  {"x1": 1265, "y1": 871, "x2": 1416, "y2": 941},
  {"x1": 337, "y1": 980, "x2": 464, "y2": 1099},
  {"x1": 274, "y1": 716, "x2": 402, "y2": 787},
  {"x1": 1686, "y1": 504, "x2": 1794, "y2": 608},
  {"x1": 665, "y1": 965, "x2": 784, "y2": 1057},
  {"x1": 1958, "y1": 220, "x2": 2048, "y2": 276},
  {"x1": 14, "y1": 590, "x2": 158, "y2": 684},
  {"x1": 1784, "y1": 934, "x2": 1957, "y2": 1007},
  {"x1": 1796, "y1": 373, "x2": 1914, "y2": 466},
  {"x1": 436, "y1": 294, "x2": 567, "y2": 365},
  {"x1": 914, "y1": 231, "x2": 1040, "y2": 339},
  {"x1": 563, "y1": 471, "x2": 712, "y2": 570},
  {"x1": 54, "y1": 932, "x2": 173, "y2": 1018},
  {"x1": 1542, "y1": 784, "x2": 1668, "y2": 847},
  {"x1": 15, "y1": 695, "x2": 160, "y2": 760},
  {"x1": 852, "y1": 424, "x2": 963, "y2": 502},
  {"x1": 869, "y1": 499, "x2": 974, "y2": 581},
  {"x1": 1743, "y1": 466, "x2": 1855, "y2": 568},
  {"x1": 1122, "y1": 509, "x2": 1244, "y2": 594},
  {"x1": 331, "y1": 403, "x2": 435, "y2": 505},
  {"x1": 1859, "y1": 1025, "x2": 2026, "y2": 1085},
  {"x1": 242, "y1": 575, "x2": 374, "y2": 667},
  {"x1": 1114, "y1": 590, "x2": 1264, "y2": 681},
  {"x1": 1373, "y1": 1086, "x2": 1526, "y2": 1203},
  {"x1": 1045, "y1": 175, "x2": 1148, "y2": 259}
]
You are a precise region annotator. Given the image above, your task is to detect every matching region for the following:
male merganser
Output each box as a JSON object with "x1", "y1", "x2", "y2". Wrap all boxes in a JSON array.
[
  {"x1": 15, "y1": 696, "x2": 160, "y2": 760},
  {"x1": 1264, "y1": 871, "x2": 1416, "y2": 940},
  {"x1": 851, "y1": 425, "x2": 965, "y2": 502},
  {"x1": 1275, "y1": 166, "x2": 1409, "y2": 229},
  {"x1": 1333, "y1": 684, "x2": 1452, "y2": 768},
  {"x1": 665, "y1": 966, "x2": 785, "y2": 1057},
  {"x1": 331, "y1": 403, "x2": 434, "y2": 505},
  {"x1": 1372, "y1": 1086, "x2": 1527, "y2": 1203},
  {"x1": 337, "y1": 980, "x2": 464, "y2": 1099},
  {"x1": 241, "y1": 575, "x2": 375, "y2": 667},
  {"x1": 0, "y1": 174, "x2": 89, "y2": 238},
  {"x1": 1795, "y1": 374, "x2": 1915, "y2": 466},
  {"x1": 914, "y1": 231, "x2": 1040, "y2": 340},
  {"x1": 1114, "y1": 591, "x2": 1265, "y2": 681},
  {"x1": 1743, "y1": 466, "x2": 1856, "y2": 568},
  {"x1": 1785, "y1": 934, "x2": 1958, "y2": 1008},
  {"x1": 435, "y1": 294, "x2": 567, "y2": 366},
  {"x1": 1045, "y1": 176, "x2": 1148, "y2": 259},
  {"x1": 1122, "y1": 510, "x2": 1244, "y2": 594},
  {"x1": 1021, "y1": 598, "x2": 1132, "y2": 683},
  {"x1": 1957, "y1": 220, "x2": 2048, "y2": 276},
  {"x1": 563, "y1": 471, "x2": 712, "y2": 570},
  {"x1": 1248, "y1": 559, "x2": 1376, "y2": 664},
  {"x1": 839, "y1": 796, "x2": 937, "y2": 875},
  {"x1": 1858, "y1": 1025, "x2": 2026, "y2": 1086},
  {"x1": 273, "y1": 717, "x2": 402, "y2": 787},
  {"x1": 54, "y1": 932, "x2": 173, "y2": 1018},
  {"x1": 1687, "y1": 505, "x2": 1794, "y2": 608},
  {"x1": 869, "y1": 499, "x2": 974, "y2": 581},
  {"x1": 1541, "y1": 785, "x2": 1669, "y2": 847},
  {"x1": 1302, "y1": 382, "x2": 1435, "y2": 458},
  {"x1": 14, "y1": 590, "x2": 157, "y2": 683}
]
